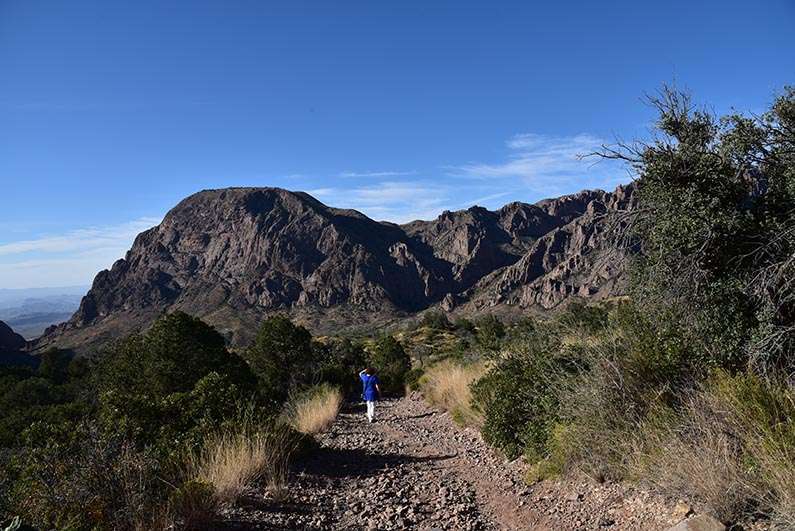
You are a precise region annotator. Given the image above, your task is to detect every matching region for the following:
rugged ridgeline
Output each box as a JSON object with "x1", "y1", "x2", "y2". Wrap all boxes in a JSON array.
[{"x1": 39, "y1": 184, "x2": 635, "y2": 352}]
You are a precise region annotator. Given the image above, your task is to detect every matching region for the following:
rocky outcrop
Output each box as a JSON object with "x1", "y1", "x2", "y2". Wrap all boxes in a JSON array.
[
  {"x1": 0, "y1": 321, "x2": 26, "y2": 352},
  {"x1": 0, "y1": 320, "x2": 38, "y2": 367},
  {"x1": 667, "y1": 514, "x2": 725, "y2": 531},
  {"x1": 461, "y1": 184, "x2": 634, "y2": 310},
  {"x1": 39, "y1": 184, "x2": 635, "y2": 352}
]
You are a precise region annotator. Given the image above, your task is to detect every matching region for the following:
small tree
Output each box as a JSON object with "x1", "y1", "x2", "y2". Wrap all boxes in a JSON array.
[
  {"x1": 476, "y1": 315, "x2": 506, "y2": 353},
  {"x1": 97, "y1": 311, "x2": 255, "y2": 448},
  {"x1": 368, "y1": 336, "x2": 411, "y2": 396},
  {"x1": 314, "y1": 338, "x2": 367, "y2": 396},
  {"x1": 244, "y1": 315, "x2": 315, "y2": 403}
]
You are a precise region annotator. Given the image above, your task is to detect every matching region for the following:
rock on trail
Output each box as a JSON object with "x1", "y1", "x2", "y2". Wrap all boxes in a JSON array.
[{"x1": 222, "y1": 394, "x2": 689, "y2": 530}]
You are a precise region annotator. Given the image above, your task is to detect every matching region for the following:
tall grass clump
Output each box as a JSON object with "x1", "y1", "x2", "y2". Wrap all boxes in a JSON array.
[
  {"x1": 188, "y1": 417, "x2": 298, "y2": 503},
  {"x1": 418, "y1": 360, "x2": 487, "y2": 427},
  {"x1": 548, "y1": 305, "x2": 694, "y2": 480},
  {"x1": 284, "y1": 383, "x2": 343, "y2": 435},
  {"x1": 631, "y1": 372, "x2": 795, "y2": 526}
]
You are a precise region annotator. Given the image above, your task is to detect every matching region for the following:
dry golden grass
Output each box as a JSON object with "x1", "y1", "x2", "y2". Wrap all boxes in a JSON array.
[
  {"x1": 629, "y1": 372, "x2": 795, "y2": 526},
  {"x1": 188, "y1": 425, "x2": 294, "y2": 503},
  {"x1": 419, "y1": 360, "x2": 488, "y2": 427},
  {"x1": 286, "y1": 384, "x2": 343, "y2": 435}
]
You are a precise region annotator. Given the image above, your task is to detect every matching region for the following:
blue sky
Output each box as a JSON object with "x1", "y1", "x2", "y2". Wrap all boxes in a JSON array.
[{"x1": 1, "y1": 0, "x2": 794, "y2": 288}]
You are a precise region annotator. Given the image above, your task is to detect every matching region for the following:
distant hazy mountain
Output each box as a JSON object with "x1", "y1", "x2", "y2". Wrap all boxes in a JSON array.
[
  {"x1": 39, "y1": 185, "x2": 634, "y2": 354},
  {"x1": 0, "y1": 286, "x2": 87, "y2": 339}
]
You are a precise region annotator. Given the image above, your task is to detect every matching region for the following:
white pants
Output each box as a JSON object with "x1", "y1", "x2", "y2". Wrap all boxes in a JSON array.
[{"x1": 366, "y1": 400, "x2": 376, "y2": 422}]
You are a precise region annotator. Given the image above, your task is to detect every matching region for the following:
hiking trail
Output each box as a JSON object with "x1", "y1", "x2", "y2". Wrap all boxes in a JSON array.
[{"x1": 222, "y1": 394, "x2": 684, "y2": 530}]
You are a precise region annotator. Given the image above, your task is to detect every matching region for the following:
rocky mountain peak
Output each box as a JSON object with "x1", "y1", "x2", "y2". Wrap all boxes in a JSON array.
[{"x1": 39, "y1": 183, "x2": 635, "y2": 353}]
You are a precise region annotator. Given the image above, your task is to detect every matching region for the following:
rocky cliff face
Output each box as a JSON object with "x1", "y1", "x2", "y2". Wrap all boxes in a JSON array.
[
  {"x1": 40, "y1": 184, "x2": 635, "y2": 352},
  {"x1": 460, "y1": 185, "x2": 634, "y2": 311}
]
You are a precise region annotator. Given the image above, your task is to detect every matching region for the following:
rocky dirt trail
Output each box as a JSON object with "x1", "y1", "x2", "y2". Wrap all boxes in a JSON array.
[{"x1": 223, "y1": 394, "x2": 690, "y2": 530}]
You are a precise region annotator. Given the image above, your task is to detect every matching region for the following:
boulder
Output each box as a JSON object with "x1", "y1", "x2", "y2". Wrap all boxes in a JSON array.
[{"x1": 667, "y1": 514, "x2": 726, "y2": 531}]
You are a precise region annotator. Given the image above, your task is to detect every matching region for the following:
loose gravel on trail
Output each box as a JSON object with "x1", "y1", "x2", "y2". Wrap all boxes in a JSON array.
[{"x1": 222, "y1": 394, "x2": 684, "y2": 530}]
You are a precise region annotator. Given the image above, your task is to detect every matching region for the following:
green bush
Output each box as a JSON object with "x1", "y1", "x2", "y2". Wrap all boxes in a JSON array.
[
  {"x1": 10, "y1": 422, "x2": 168, "y2": 531},
  {"x1": 453, "y1": 317, "x2": 476, "y2": 334},
  {"x1": 420, "y1": 311, "x2": 452, "y2": 330},
  {"x1": 313, "y1": 338, "x2": 367, "y2": 396},
  {"x1": 549, "y1": 303, "x2": 696, "y2": 480},
  {"x1": 620, "y1": 86, "x2": 795, "y2": 374},
  {"x1": 96, "y1": 312, "x2": 258, "y2": 451},
  {"x1": 0, "y1": 355, "x2": 91, "y2": 448},
  {"x1": 244, "y1": 315, "x2": 316, "y2": 403},
  {"x1": 557, "y1": 302, "x2": 610, "y2": 334},
  {"x1": 471, "y1": 325, "x2": 572, "y2": 460},
  {"x1": 367, "y1": 336, "x2": 411, "y2": 396},
  {"x1": 474, "y1": 314, "x2": 505, "y2": 353}
]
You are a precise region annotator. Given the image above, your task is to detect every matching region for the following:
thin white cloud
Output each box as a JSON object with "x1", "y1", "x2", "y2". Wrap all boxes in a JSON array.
[
  {"x1": 311, "y1": 181, "x2": 452, "y2": 223},
  {"x1": 460, "y1": 190, "x2": 514, "y2": 208},
  {"x1": 0, "y1": 217, "x2": 161, "y2": 289},
  {"x1": 0, "y1": 217, "x2": 161, "y2": 256},
  {"x1": 338, "y1": 170, "x2": 417, "y2": 178},
  {"x1": 450, "y1": 132, "x2": 623, "y2": 195}
]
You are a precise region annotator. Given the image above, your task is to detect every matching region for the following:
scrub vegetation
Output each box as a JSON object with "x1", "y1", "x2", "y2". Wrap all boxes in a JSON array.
[
  {"x1": 418, "y1": 86, "x2": 795, "y2": 528},
  {"x1": 417, "y1": 359, "x2": 487, "y2": 427},
  {"x1": 285, "y1": 383, "x2": 344, "y2": 435},
  {"x1": 0, "y1": 313, "x2": 411, "y2": 530}
]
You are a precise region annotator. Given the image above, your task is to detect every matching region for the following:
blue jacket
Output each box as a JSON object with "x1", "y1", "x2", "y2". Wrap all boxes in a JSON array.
[{"x1": 360, "y1": 372, "x2": 380, "y2": 401}]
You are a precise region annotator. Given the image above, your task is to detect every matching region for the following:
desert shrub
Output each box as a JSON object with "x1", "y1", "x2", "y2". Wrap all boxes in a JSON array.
[
  {"x1": 100, "y1": 312, "x2": 254, "y2": 398},
  {"x1": 244, "y1": 315, "x2": 316, "y2": 403},
  {"x1": 549, "y1": 304, "x2": 696, "y2": 480},
  {"x1": 168, "y1": 479, "x2": 217, "y2": 530},
  {"x1": 418, "y1": 360, "x2": 487, "y2": 427},
  {"x1": 312, "y1": 338, "x2": 367, "y2": 396},
  {"x1": 2, "y1": 313, "x2": 305, "y2": 529},
  {"x1": 36, "y1": 348, "x2": 74, "y2": 384},
  {"x1": 557, "y1": 302, "x2": 610, "y2": 334},
  {"x1": 0, "y1": 360, "x2": 91, "y2": 448},
  {"x1": 367, "y1": 336, "x2": 411, "y2": 395},
  {"x1": 284, "y1": 383, "x2": 343, "y2": 435},
  {"x1": 471, "y1": 322, "x2": 576, "y2": 460},
  {"x1": 10, "y1": 421, "x2": 169, "y2": 531},
  {"x1": 404, "y1": 367, "x2": 425, "y2": 391},
  {"x1": 96, "y1": 312, "x2": 258, "y2": 451},
  {"x1": 472, "y1": 302, "x2": 686, "y2": 467},
  {"x1": 99, "y1": 367, "x2": 253, "y2": 457},
  {"x1": 453, "y1": 317, "x2": 476, "y2": 334},
  {"x1": 474, "y1": 314, "x2": 505, "y2": 353},
  {"x1": 420, "y1": 311, "x2": 452, "y2": 330},
  {"x1": 609, "y1": 86, "x2": 795, "y2": 374}
]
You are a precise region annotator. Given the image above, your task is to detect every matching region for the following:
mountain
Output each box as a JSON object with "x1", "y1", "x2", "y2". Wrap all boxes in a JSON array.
[
  {"x1": 0, "y1": 320, "x2": 38, "y2": 367},
  {"x1": 0, "y1": 290, "x2": 85, "y2": 339},
  {"x1": 38, "y1": 184, "x2": 635, "y2": 353},
  {"x1": 0, "y1": 286, "x2": 88, "y2": 307},
  {"x1": 459, "y1": 185, "x2": 635, "y2": 312},
  {"x1": 0, "y1": 321, "x2": 26, "y2": 352}
]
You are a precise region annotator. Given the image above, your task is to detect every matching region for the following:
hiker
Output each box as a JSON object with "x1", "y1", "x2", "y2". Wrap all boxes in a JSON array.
[{"x1": 358, "y1": 367, "x2": 381, "y2": 423}]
